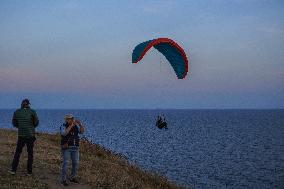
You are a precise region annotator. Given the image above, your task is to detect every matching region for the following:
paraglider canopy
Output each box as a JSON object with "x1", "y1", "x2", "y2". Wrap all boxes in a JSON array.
[{"x1": 132, "y1": 38, "x2": 189, "y2": 79}]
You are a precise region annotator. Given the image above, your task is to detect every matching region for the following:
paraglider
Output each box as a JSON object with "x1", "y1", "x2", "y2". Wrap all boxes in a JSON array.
[
  {"x1": 132, "y1": 38, "x2": 189, "y2": 79},
  {"x1": 132, "y1": 38, "x2": 189, "y2": 130},
  {"x1": 156, "y1": 115, "x2": 168, "y2": 129}
]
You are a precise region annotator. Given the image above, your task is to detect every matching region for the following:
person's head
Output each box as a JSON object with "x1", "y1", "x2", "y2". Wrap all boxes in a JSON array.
[
  {"x1": 21, "y1": 99, "x2": 30, "y2": 108},
  {"x1": 64, "y1": 114, "x2": 74, "y2": 125}
]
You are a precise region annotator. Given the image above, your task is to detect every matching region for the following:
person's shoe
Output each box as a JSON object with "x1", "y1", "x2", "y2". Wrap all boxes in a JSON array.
[
  {"x1": 27, "y1": 172, "x2": 32, "y2": 176},
  {"x1": 69, "y1": 177, "x2": 79, "y2": 183},
  {"x1": 8, "y1": 170, "x2": 16, "y2": 175},
  {"x1": 61, "y1": 180, "x2": 68, "y2": 186}
]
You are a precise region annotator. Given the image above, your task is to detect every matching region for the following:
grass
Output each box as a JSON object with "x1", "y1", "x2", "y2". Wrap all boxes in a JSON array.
[{"x1": 0, "y1": 129, "x2": 185, "y2": 189}]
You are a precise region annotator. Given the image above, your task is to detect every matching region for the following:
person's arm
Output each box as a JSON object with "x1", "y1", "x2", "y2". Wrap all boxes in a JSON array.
[
  {"x1": 61, "y1": 124, "x2": 75, "y2": 136},
  {"x1": 75, "y1": 120, "x2": 85, "y2": 134},
  {"x1": 12, "y1": 112, "x2": 18, "y2": 128},
  {"x1": 32, "y1": 111, "x2": 39, "y2": 127},
  {"x1": 79, "y1": 124, "x2": 85, "y2": 134}
]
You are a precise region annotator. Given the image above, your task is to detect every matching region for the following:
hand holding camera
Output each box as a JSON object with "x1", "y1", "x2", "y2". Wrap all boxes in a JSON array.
[{"x1": 74, "y1": 119, "x2": 82, "y2": 126}]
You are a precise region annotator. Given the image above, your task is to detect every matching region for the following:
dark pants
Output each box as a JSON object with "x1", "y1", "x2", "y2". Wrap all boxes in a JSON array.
[{"x1": 11, "y1": 137, "x2": 36, "y2": 173}]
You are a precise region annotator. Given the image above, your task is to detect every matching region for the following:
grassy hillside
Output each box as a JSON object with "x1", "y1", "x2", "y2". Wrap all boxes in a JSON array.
[{"x1": 0, "y1": 129, "x2": 185, "y2": 189}]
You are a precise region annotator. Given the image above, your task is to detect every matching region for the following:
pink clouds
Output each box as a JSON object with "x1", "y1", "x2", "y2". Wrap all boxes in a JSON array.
[{"x1": 0, "y1": 67, "x2": 44, "y2": 91}]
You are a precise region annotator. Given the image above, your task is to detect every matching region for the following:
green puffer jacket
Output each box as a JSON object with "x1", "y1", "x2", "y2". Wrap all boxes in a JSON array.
[{"x1": 12, "y1": 107, "x2": 39, "y2": 138}]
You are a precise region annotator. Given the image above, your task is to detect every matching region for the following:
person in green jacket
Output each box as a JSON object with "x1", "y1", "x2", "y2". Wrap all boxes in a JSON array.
[{"x1": 9, "y1": 99, "x2": 39, "y2": 175}]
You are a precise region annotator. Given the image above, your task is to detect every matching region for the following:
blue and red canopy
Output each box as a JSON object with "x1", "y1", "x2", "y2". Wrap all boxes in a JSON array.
[{"x1": 132, "y1": 38, "x2": 189, "y2": 79}]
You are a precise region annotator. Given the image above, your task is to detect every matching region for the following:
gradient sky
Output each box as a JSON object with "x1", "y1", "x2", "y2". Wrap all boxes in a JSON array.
[{"x1": 0, "y1": 0, "x2": 283, "y2": 109}]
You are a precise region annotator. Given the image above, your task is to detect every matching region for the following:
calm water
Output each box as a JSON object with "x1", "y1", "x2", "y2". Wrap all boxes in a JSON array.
[{"x1": 1, "y1": 109, "x2": 284, "y2": 189}]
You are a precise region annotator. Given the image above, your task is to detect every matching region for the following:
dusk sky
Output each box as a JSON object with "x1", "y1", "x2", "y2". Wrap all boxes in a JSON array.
[{"x1": 0, "y1": 0, "x2": 283, "y2": 109}]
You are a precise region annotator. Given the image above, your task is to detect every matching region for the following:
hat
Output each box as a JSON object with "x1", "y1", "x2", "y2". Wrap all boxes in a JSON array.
[
  {"x1": 64, "y1": 114, "x2": 74, "y2": 121},
  {"x1": 21, "y1": 99, "x2": 30, "y2": 105}
]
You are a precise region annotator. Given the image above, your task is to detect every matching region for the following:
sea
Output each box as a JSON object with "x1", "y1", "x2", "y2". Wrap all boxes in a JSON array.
[{"x1": 0, "y1": 109, "x2": 283, "y2": 189}]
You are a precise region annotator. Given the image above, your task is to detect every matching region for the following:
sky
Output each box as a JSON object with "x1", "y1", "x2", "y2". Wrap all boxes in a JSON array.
[{"x1": 0, "y1": 0, "x2": 283, "y2": 109}]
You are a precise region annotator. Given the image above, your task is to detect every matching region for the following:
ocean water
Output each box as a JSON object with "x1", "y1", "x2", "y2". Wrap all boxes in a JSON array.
[{"x1": 0, "y1": 109, "x2": 283, "y2": 189}]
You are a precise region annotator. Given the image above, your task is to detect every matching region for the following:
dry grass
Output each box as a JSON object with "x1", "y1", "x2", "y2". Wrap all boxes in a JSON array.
[{"x1": 0, "y1": 129, "x2": 185, "y2": 189}]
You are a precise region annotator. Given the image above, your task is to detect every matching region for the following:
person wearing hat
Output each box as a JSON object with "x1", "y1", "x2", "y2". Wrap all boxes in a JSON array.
[
  {"x1": 9, "y1": 98, "x2": 39, "y2": 175},
  {"x1": 60, "y1": 114, "x2": 85, "y2": 186}
]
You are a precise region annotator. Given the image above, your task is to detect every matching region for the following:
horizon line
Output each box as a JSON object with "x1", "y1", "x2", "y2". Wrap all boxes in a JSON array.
[{"x1": 0, "y1": 108, "x2": 283, "y2": 110}]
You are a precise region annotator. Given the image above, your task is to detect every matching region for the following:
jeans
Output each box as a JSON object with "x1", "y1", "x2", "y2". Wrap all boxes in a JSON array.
[
  {"x1": 11, "y1": 137, "x2": 36, "y2": 173},
  {"x1": 60, "y1": 146, "x2": 79, "y2": 181}
]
